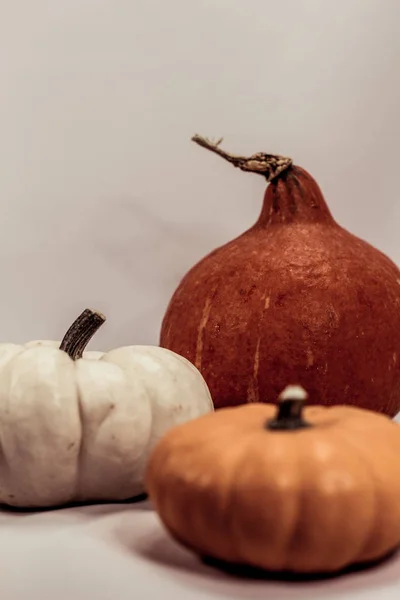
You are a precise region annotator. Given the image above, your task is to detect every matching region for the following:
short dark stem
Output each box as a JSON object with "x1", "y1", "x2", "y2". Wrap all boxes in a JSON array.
[
  {"x1": 266, "y1": 386, "x2": 311, "y2": 431},
  {"x1": 60, "y1": 309, "x2": 106, "y2": 360},
  {"x1": 191, "y1": 134, "x2": 293, "y2": 182}
]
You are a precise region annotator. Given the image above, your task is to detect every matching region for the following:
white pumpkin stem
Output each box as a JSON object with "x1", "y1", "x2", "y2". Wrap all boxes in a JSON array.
[
  {"x1": 191, "y1": 134, "x2": 293, "y2": 182},
  {"x1": 60, "y1": 309, "x2": 106, "y2": 360},
  {"x1": 267, "y1": 385, "x2": 311, "y2": 431}
]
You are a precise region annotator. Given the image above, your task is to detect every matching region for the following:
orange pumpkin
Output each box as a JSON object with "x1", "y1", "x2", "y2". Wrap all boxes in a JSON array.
[{"x1": 146, "y1": 385, "x2": 400, "y2": 574}]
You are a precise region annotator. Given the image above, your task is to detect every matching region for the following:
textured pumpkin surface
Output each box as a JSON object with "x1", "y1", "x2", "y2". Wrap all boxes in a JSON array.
[
  {"x1": 146, "y1": 402, "x2": 400, "y2": 574},
  {"x1": 161, "y1": 166, "x2": 400, "y2": 415}
]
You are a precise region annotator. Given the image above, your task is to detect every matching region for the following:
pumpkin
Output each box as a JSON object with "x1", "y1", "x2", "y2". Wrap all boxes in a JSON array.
[
  {"x1": 0, "y1": 308, "x2": 213, "y2": 508},
  {"x1": 146, "y1": 385, "x2": 400, "y2": 574},
  {"x1": 160, "y1": 135, "x2": 400, "y2": 416}
]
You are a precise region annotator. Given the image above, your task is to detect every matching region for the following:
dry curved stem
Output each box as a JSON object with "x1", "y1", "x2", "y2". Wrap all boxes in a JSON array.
[
  {"x1": 191, "y1": 134, "x2": 293, "y2": 182},
  {"x1": 60, "y1": 308, "x2": 106, "y2": 360}
]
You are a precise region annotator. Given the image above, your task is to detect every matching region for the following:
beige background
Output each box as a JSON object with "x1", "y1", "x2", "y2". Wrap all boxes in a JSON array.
[
  {"x1": 1, "y1": 1, "x2": 400, "y2": 598},
  {"x1": 1, "y1": 0, "x2": 399, "y2": 350}
]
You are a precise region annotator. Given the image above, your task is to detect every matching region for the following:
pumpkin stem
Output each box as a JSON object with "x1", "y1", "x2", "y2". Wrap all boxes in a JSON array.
[
  {"x1": 191, "y1": 134, "x2": 293, "y2": 183},
  {"x1": 267, "y1": 385, "x2": 311, "y2": 431},
  {"x1": 59, "y1": 309, "x2": 106, "y2": 360}
]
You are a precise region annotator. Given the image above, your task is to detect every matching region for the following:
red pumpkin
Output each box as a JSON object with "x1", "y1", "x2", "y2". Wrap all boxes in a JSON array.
[{"x1": 160, "y1": 135, "x2": 400, "y2": 415}]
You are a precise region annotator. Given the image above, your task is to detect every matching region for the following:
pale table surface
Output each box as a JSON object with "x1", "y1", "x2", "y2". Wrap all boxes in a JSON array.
[{"x1": 1, "y1": 497, "x2": 399, "y2": 600}]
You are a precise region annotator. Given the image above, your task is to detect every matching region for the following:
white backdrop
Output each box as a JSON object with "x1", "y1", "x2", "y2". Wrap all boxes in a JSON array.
[{"x1": 1, "y1": 0, "x2": 399, "y2": 349}]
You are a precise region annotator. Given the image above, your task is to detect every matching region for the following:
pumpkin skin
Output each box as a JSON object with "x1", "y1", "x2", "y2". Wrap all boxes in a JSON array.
[
  {"x1": 0, "y1": 312, "x2": 213, "y2": 509},
  {"x1": 146, "y1": 386, "x2": 400, "y2": 574},
  {"x1": 160, "y1": 137, "x2": 400, "y2": 415}
]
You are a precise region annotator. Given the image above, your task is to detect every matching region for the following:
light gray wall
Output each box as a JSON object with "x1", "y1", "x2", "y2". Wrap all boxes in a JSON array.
[{"x1": 0, "y1": 0, "x2": 399, "y2": 348}]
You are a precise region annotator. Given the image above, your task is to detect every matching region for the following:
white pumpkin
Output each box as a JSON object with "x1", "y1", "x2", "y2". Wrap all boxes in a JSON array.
[{"x1": 0, "y1": 309, "x2": 213, "y2": 508}]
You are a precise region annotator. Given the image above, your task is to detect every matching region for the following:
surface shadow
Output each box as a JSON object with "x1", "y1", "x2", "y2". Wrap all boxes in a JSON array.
[
  {"x1": 0, "y1": 493, "x2": 151, "y2": 520},
  {"x1": 127, "y1": 525, "x2": 400, "y2": 599},
  {"x1": 202, "y1": 549, "x2": 399, "y2": 582}
]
